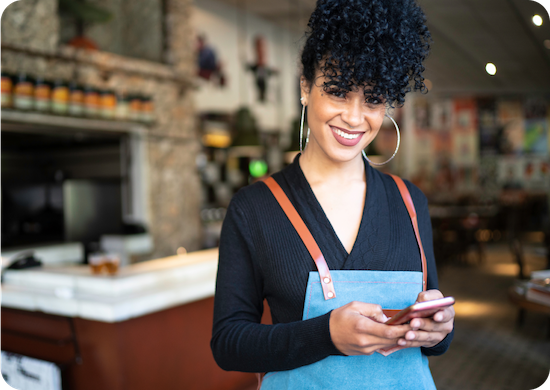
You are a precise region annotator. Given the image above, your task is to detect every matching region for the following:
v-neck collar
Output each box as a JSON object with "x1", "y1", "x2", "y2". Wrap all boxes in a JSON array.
[{"x1": 284, "y1": 154, "x2": 380, "y2": 269}]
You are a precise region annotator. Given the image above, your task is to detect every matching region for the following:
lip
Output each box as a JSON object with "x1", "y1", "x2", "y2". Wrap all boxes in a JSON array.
[{"x1": 330, "y1": 125, "x2": 365, "y2": 147}]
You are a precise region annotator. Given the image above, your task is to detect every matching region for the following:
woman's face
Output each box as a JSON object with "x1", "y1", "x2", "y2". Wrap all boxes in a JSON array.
[{"x1": 300, "y1": 71, "x2": 386, "y2": 164}]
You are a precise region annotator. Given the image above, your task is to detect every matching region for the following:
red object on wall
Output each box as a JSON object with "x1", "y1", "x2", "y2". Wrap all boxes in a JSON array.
[{"x1": 67, "y1": 36, "x2": 99, "y2": 50}]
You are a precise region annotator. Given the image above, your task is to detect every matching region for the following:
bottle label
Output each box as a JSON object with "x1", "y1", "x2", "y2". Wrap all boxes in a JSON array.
[
  {"x1": 1, "y1": 78, "x2": 13, "y2": 106},
  {"x1": 14, "y1": 82, "x2": 33, "y2": 97},
  {"x1": 115, "y1": 102, "x2": 129, "y2": 120},
  {"x1": 69, "y1": 104, "x2": 84, "y2": 116},
  {"x1": 14, "y1": 82, "x2": 33, "y2": 109},
  {"x1": 70, "y1": 90, "x2": 84, "y2": 104},
  {"x1": 85, "y1": 92, "x2": 99, "y2": 106},
  {"x1": 129, "y1": 100, "x2": 141, "y2": 121},
  {"x1": 1, "y1": 77, "x2": 13, "y2": 93},
  {"x1": 1, "y1": 93, "x2": 12, "y2": 107},
  {"x1": 142, "y1": 101, "x2": 153, "y2": 112},
  {"x1": 35, "y1": 84, "x2": 51, "y2": 100},
  {"x1": 52, "y1": 86, "x2": 69, "y2": 102},
  {"x1": 35, "y1": 99, "x2": 51, "y2": 111},
  {"x1": 14, "y1": 97, "x2": 33, "y2": 110},
  {"x1": 85, "y1": 92, "x2": 99, "y2": 116},
  {"x1": 101, "y1": 94, "x2": 116, "y2": 108},
  {"x1": 100, "y1": 94, "x2": 115, "y2": 119}
]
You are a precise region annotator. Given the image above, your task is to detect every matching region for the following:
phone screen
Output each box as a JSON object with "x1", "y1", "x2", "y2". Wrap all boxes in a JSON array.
[{"x1": 385, "y1": 297, "x2": 455, "y2": 325}]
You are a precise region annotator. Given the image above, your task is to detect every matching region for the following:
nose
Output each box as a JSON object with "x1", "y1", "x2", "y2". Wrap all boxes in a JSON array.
[{"x1": 341, "y1": 99, "x2": 363, "y2": 128}]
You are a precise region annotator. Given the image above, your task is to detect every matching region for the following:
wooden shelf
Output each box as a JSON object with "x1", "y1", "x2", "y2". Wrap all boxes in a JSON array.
[
  {"x1": 1, "y1": 109, "x2": 147, "y2": 135},
  {"x1": 1, "y1": 43, "x2": 194, "y2": 90}
]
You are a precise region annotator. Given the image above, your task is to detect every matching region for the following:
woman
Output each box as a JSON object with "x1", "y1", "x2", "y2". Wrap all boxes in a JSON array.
[{"x1": 211, "y1": 0, "x2": 455, "y2": 388}]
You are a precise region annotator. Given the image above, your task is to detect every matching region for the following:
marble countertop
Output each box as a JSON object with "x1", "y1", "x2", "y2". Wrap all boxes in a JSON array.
[
  {"x1": 1, "y1": 248, "x2": 219, "y2": 323},
  {"x1": 1, "y1": 242, "x2": 84, "y2": 267}
]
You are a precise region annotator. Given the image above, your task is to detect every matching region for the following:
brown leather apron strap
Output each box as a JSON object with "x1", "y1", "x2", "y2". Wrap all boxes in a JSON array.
[
  {"x1": 388, "y1": 174, "x2": 428, "y2": 292},
  {"x1": 263, "y1": 174, "x2": 428, "y2": 300},
  {"x1": 382, "y1": 309, "x2": 401, "y2": 318},
  {"x1": 263, "y1": 177, "x2": 337, "y2": 300}
]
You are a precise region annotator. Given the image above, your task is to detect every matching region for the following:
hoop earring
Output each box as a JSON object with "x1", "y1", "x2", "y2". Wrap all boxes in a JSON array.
[
  {"x1": 362, "y1": 114, "x2": 401, "y2": 166},
  {"x1": 299, "y1": 99, "x2": 310, "y2": 153}
]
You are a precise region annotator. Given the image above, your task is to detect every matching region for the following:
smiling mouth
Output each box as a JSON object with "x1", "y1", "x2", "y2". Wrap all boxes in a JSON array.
[{"x1": 330, "y1": 126, "x2": 364, "y2": 140}]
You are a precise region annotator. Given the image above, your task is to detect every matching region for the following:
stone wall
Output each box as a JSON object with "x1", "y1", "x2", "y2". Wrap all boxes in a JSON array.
[
  {"x1": 1, "y1": 0, "x2": 59, "y2": 52},
  {"x1": 1, "y1": 0, "x2": 202, "y2": 258},
  {"x1": 164, "y1": 0, "x2": 195, "y2": 74},
  {"x1": 59, "y1": 0, "x2": 164, "y2": 63}
]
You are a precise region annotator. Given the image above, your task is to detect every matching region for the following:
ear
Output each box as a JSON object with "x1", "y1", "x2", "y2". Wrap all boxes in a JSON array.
[{"x1": 300, "y1": 76, "x2": 310, "y2": 105}]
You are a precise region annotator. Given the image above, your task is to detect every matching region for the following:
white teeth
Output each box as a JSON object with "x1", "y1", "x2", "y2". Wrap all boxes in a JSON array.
[{"x1": 332, "y1": 128, "x2": 360, "y2": 140}]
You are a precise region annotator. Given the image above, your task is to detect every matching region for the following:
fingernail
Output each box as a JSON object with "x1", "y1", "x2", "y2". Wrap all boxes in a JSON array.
[
  {"x1": 435, "y1": 313, "x2": 442, "y2": 321},
  {"x1": 398, "y1": 339, "x2": 406, "y2": 346},
  {"x1": 406, "y1": 332, "x2": 415, "y2": 341}
]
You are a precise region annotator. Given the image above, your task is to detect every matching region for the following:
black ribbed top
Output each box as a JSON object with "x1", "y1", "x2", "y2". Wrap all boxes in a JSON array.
[{"x1": 211, "y1": 155, "x2": 453, "y2": 373}]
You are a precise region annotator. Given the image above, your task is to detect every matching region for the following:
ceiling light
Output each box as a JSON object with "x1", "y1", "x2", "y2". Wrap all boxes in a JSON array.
[
  {"x1": 485, "y1": 63, "x2": 497, "y2": 76},
  {"x1": 532, "y1": 14, "x2": 543, "y2": 26},
  {"x1": 545, "y1": 39, "x2": 550, "y2": 49}
]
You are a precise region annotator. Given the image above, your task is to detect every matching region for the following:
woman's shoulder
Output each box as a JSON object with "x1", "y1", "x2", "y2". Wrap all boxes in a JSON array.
[
  {"x1": 229, "y1": 163, "x2": 294, "y2": 206},
  {"x1": 228, "y1": 179, "x2": 270, "y2": 211},
  {"x1": 227, "y1": 170, "x2": 287, "y2": 215},
  {"x1": 376, "y1": 170, "x2": 429, "y2": 208}
]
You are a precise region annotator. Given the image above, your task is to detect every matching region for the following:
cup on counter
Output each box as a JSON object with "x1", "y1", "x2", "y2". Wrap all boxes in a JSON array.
[
  {"x1": 89, "y1": 253, "x2": 106, "y2": 274},
  {"x1": 104, "y1": 253, "x2": 120, "y2": 274},
  {"x1": 88, "y1": 252, "x2": 120, "y2": 275}
]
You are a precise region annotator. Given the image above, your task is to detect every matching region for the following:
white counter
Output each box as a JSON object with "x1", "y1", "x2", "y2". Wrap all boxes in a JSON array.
[
  {"x1": 1, "y1": 242, "x2": 84, "y2": 267},
  {"x1": 1, "y1": 248, "x2": 219, "y2": 323}
]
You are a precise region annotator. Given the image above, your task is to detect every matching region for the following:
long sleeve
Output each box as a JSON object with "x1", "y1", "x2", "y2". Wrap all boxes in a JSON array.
[{"x1": 211, "y1": 196, "x2": 341, "y2": 373}]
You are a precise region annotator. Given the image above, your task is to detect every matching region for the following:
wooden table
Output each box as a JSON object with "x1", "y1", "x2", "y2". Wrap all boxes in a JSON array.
[{"x1": 508, "y1": 287, "x2": 550, "y2": 337}]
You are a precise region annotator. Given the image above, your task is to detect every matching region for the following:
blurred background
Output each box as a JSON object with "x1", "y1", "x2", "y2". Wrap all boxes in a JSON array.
[{"x1": 0, "y1": 0, "x2": 549, "y2": 389}]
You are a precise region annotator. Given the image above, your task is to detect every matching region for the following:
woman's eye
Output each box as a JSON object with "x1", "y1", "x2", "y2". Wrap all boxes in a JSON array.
[
  {"x1": 366, "y1": 98, "x2": 382, "y2": 105},
  {"x1": 327, "y1": 89, "x2": 346, "y2": 98}
]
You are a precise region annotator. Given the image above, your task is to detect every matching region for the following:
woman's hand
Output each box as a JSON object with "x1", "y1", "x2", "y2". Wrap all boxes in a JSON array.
[
  {"x1": 329, "y1": 301, "x2": 411, "y2": 356},
  {"x1": 396, "y1": 289, "x2": 455, "y2": 349}
]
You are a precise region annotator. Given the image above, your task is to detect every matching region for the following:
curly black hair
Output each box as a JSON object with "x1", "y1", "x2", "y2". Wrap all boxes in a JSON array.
[{"x1": 301, "y1": 0, "x2": 431, "y2": 107}]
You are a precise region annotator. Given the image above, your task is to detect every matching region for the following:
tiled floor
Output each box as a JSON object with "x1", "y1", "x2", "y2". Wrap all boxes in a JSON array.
[{"x1": 429, "y1": 244, "x2": 550, "y2": 390}]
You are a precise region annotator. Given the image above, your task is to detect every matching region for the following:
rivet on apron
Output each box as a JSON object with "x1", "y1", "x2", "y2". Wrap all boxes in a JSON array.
[
  {"x1": 327, "y1": 291, "x2": 334, "y2": 298},
  {"x1": 323, "y1": 277, "x2": 330, "y2": 284}
]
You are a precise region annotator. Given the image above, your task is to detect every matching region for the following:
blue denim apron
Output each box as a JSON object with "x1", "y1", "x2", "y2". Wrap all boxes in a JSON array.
[{"x1": 259, "y1": 175, "x2": 437, "y2": 390}]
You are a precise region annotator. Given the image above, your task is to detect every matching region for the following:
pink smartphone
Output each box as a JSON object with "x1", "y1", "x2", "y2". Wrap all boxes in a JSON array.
[{"x1": 385, "y1": 297, "x2": 455, "y2": 325}]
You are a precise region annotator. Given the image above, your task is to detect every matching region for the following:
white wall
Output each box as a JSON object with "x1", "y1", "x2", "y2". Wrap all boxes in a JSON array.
[{"x1": 191, "y1": 0, "x2": 302, "y2": 135}]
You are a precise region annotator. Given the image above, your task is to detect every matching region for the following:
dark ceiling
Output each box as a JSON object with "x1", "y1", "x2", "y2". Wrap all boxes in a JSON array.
[{"x1": 215, "y1": 0, "x2": 550, "y2": 95}]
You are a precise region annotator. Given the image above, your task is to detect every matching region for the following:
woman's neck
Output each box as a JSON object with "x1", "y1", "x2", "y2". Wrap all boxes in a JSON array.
[{"x1": 299, "y1": 145, "x2": 365, "y2": 188}]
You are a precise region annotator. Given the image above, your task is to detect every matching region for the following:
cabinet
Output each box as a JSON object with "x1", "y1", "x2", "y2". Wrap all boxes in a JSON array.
[{"x1": 1, "y1": 300, "x2": 259, "y2": 390}]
